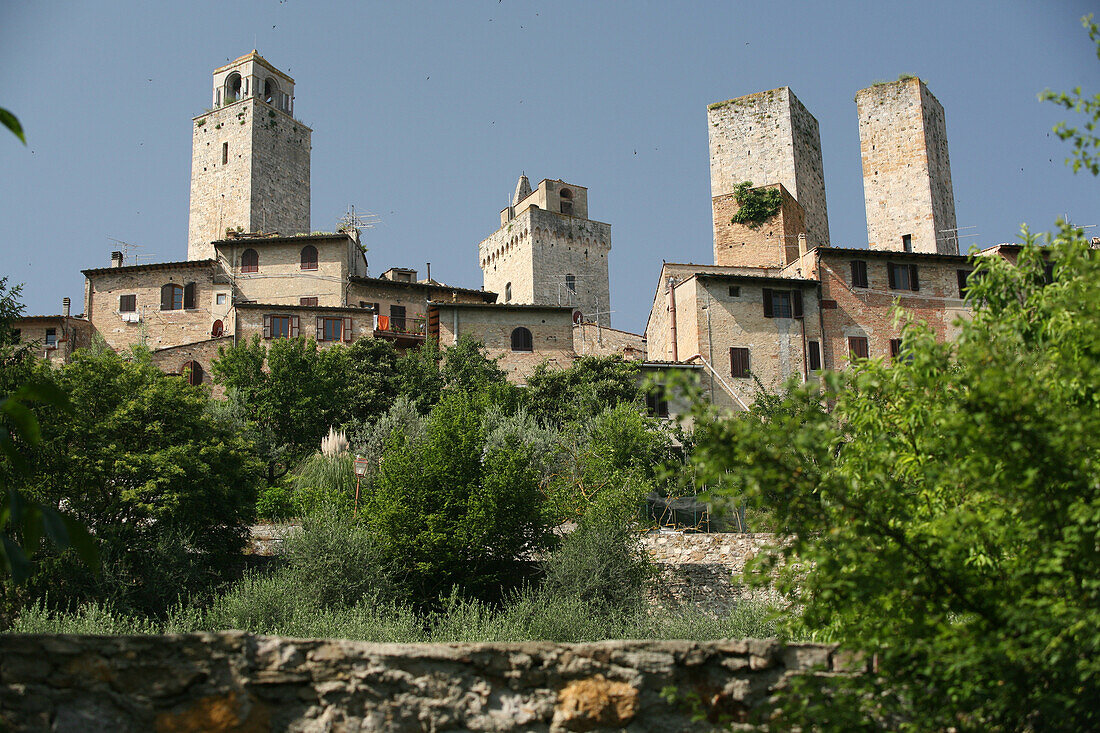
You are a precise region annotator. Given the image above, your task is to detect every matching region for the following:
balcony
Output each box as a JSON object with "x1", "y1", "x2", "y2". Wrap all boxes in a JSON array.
[{"x1": 373, "y1": 315, "x2": 427, "y2": 348}]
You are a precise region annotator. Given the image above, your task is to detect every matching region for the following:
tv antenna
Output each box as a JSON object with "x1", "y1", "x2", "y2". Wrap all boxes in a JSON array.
[
  {"x1": 107, "y1": 237, "x2": 156, "y2": 264},
  {"x1": 338, "y1": 204, "x2": 380, "y2": 235}
]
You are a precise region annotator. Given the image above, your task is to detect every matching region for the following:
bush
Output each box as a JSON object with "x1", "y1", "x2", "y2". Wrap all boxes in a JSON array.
[
  {"x1": 291, "y1": 452, "x2": 357, "y2": 515},
  {"x1": 256, "y1": 485, "x2": 295, "y2": 521},
  {"x1": 541, "y1": 520, "x2": 653, "y2": 615}
]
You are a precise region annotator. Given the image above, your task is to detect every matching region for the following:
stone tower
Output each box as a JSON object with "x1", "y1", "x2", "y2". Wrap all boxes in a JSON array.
[
  {"x1": 479, "y1": 176, "x2": 612, "y2": 326},
  {"x1": 187, "y1": 51, "x2": 311, "y2": 261},
  {"x1": 707, "y1": 87, "x2": 830, "y2": 267},
  {"x1": 856, "y1": 77, "x2": 957, "y2": 255}
]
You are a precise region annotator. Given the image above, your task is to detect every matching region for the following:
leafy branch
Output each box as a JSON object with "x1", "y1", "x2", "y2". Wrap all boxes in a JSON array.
[
  {"x1": 730, "y1": 181, "x2": 782, "y2": 229},
  {"x1": 1039, "y1": 15, "x2": 1100, "y2": 175}
]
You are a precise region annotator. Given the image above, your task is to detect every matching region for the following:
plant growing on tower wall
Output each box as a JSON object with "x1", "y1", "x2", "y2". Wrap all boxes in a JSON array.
[{"x1": 729, "y1": 181, "x2": 781, "y2": 229}]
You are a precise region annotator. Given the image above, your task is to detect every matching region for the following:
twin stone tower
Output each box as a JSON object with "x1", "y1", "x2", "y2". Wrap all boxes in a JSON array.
[{"x1": 708, "y1": 76, "x2": 958, "y2": 269}]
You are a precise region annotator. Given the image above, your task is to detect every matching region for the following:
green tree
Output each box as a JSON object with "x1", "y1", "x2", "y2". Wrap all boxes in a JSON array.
[
  {"x1": 692, "y1": 224, "x2": 1100, "y2": 730},
  {"x1": 525, "y1": 355, "x2": 643, "y2": 427},
  {"x1": 15, "y1": 346, "x2": 262, "y2": 615},
  {"x1": 1, "y1": 106, "x2": 24, "y2": 144},
  {"x1": 366, "y1": 390, "x2": 549, "y2": 605}
]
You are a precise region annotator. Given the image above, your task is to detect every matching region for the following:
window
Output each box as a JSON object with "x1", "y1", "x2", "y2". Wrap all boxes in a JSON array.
[
  {"x1": 1043, "y1": 261, "x2": 1055, "y2": 285},
  {"x1": 183, "y1": 282, "x2": 196, "y2": 309},
  {"x1": 890, "y1": 339, "x2": 902, "y2": 359},
  {"x1": 728, "y1": 285, "x2": 741, "y2": 297},
  {"x1": 222, "y1": 142, "x2": 228, "y2": 165},
  {"x1": 390, "y1": 305, "x2": 407, "y2": 332},
  {"x1": 263, "y1": 314, "x2": 298, "y2": 339},
  {"x1": 318, "y1": 317, "x2": 348, "y2": 342},
  {"x1": 559, "y1": 188, "x2": 573, "y2": 215},
  {"x1": 263, "y1": 77, "x2": 279, "y2": 105},
  {"x1": 511, "y1": 326, "x2": 533, "y2": 352},
  {"x1": 241, "y1": 248, "x2": 258, "y2": 273},
  {"x1": 119, "y1": 294, "x2": 136, "y2": 312},
  {"x1": 763, "y1": 288, "x2": 803, "y2": 319},
  {"x1": 566, "y1": 274, "x2": 576, "y2": 293},
  {"x1": 850, "y1": 260, "x2": 869, "y2": 288},
  {"x1": 646, "y1": 391, "x2": 669, "y2": 418},
  {"x1": 211, "y1": 319, "x2": 224, "y2": 337},
  {"x1": 504, "y1": 283, "x2": 511, "y2": 303},
  {"x1": 808, "y1": 341, "x2": 821, "y2": 371},
  {"x1": 216, "y1": 293, "x2": 227, "y2": 306},
  {"x1": 181, "y1": 361, "x2": 204, "y2": 386},
  {"x1": 902, "y1": 234, "x2": 913, "y2": 252},
  {"x1": 45, "y1": 328, "x2": 57, "y2": 347},
  {"x1": 11, "y1": 329, "x2": 20, "y2": 344},
  {"x1": 730, "y1": 347, "x2": 750, "y2": 378},
  {"x1": 160, "y1": 283, "x2": 183, "y2": 311},
  {"x1": 224, "y1": 72, "x2": 241, "y2": 103},
  {"x1": 300, "y1": 296, "x2": 318, "y2": 306},
  {"x1": 957, "y1": 270, "x2": 971, "y2": 298},
  {"x1": 300, "y1": 245, "x2": 318, "y2": 270},
  {"x1": 848, "y1": 336, "x2": 869, "y2": 360},
  {"x1": 888, "y1": 263, "x2": 920, "y2": 291}
]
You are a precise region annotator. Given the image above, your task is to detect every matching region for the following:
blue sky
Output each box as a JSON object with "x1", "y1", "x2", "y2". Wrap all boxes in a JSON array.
[{"x1": 2, "y1": 1, "x2": 1096, "y2": 334}]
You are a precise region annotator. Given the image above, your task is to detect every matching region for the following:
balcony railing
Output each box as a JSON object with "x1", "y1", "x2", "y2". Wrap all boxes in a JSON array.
[{"x1": 374, "y1": 315, "x2": 426, "y2": 336}]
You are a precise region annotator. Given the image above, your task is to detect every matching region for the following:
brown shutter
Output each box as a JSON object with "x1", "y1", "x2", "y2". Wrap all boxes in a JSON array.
[
  {"x1": 730, "y1": 347, "x2": 737, "y2": 376},
  {"x1": 762, "y1": 288, "x2": 774, "y2": 318},
  {"x1": 183, "y1": 282, "x2": 196, "y2": 309},
  {"x1": 263, "y1": 314, "x2": 272, "y2": 339},
  {"x1": 792, "y1": 289, "x2": 803, "y2": 318},
  {"x1": 887, "y1": 264, "x2": 897, "y2": 289},
  {"x1": 290, "y1": 315, "x2": 300, "y2": 338},
  {"x1": 909, "y1": 264, "x2": 919, "y2": 291},
  {"x1": 316, "y1": 317, "x2": 324, "y2": 341},
  {"x1": 343, "y1": 317, "x2": 352, "y2": 342},
  {"x1": 160, "y1": 284, "x2": 172, "y2": 310}
]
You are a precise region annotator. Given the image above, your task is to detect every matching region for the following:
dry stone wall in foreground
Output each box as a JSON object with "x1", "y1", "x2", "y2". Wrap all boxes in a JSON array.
[{"x1": 0, "y1": 632, "x2": 860, "y2": 731}]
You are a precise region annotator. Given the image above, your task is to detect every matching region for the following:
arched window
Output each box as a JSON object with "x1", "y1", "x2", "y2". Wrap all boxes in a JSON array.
[
  {"x1": 224, "y1": 72, "x2": 242, "y2": 104},
  {"x1": 181, "y1": 361, "x2": 204, "y2": 386},
  {"x1": 504, "y1": 282, "x2": 512, "y2": 303},
  {"x1": 511, "y1": 327, "x2": 533, "y2": 352},
  {"x1": 241, "y1": 248, "x2": 258, "y2": 273},
  {"x1": 559, "y1": 187, "x2": 573, "y2": 215},
  {"x1": 263, "y1": 77, "x2": 279, "y2": 105},
  {"x1": 300, "y1": 245, "x2": 318, "y2": 270},
  {"x1": 565, "y1": 273, "x2": 576, "y2": 293},
  {"x1": 160, "y1": 283, "x2": 183, "y2": 311},
  {"x1": 211, "y1": 319, "x2": 224, "y2": 338}
]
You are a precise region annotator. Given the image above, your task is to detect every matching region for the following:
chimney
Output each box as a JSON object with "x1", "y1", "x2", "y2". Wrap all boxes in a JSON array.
[
  {"x1": 62, "y1": 297, "x2": 71, "y2": 317},
  {"x1": 110, "y1": 251, "x2": 124, "y2": 268},
  {"x1": 797, "y1": 233, "x2": 808, "y2": 260},
  {"x1": 426, "y1": 262, "x2": 431, "y2": 282}
]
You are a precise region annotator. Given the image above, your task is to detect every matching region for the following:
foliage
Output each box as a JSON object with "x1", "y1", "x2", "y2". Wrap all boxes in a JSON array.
[
  {"x1": 1, "y1": 107, "x2": 24, "y2": 144},
  {"x1": 692, "y1": 224, "x2": 1100, "y2": 730},
  {"x1": 393, "y1": 339, "x2": 443, "y2": 413},
  {"x1": 255, "y1": 485, "x2": 295, "y2": 521},
  {"x1": 291, "y1": 451, "x2": 357, "y2": 515},
  {"x1": 729, "y1": 181, "x2": 782, "y2": 229},
  {"x1": 9, "y1": 347, "x2": 261, "y2": 616},
  {"x1": 541, "y1": 520, "x2": 652, "y2": 615},
  {"x1": 365, "y1": 389, "x2": 549, "y2": 605},
  {"x1": 525, "y1": 355, "x2": 642, "y2": 427},
  {"x1": 1040, "y1": 15, "x2": 1100, "y2": 175}
]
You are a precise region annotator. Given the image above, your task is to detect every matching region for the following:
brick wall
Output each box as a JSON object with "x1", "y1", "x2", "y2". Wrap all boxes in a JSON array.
[
  {"x1": 216, "y1": 235, "x2": 351, "y2": 307},
  {"x1": 712, "y1": 184, "x2": 806, "y2": 268},
  {"x1": 435, "y1": 304, "x2": 576, "y2": 383}
]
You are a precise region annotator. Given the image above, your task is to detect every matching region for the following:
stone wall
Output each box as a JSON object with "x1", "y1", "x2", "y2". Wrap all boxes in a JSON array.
[
  {"x1": 216, "y1": 234, "x2": 354, "y2": 308},
  {"x1": 712, "y1": 184, "x2": 806, "y2": 269},
  {"x1": 572, "y1": 322, "x2": 646, "y2": 359},
  {"x1": 0, "y1": 632, "x2": 859, "y2": 731},
  {"x1": 857, "y1": 78, "x2": 957, "y2": 255},
  {"x1": 641, "y1": 532, "x2": 781, "y2": 615}
]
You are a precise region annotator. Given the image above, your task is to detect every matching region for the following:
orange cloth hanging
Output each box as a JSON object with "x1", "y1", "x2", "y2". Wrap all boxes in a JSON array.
[{"x1": 377, "y1": 315, "x2": 390, "y2": 331}]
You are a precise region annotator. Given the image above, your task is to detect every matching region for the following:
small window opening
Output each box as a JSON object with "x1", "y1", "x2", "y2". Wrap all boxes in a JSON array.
[
  {"x1": 216, "y1": 293, "x2": 227, "y2": 306},
  {"x1": 902, "y1": 234, "x2": 913, "y2": 252},
  {"x1": 808, "y1": 341, "x2": 821, "y2": 371},
  {"x1": 566, "y1": 274, "x2": 576, "y2": 293},
  {"x1": 504, "y1": 283, "x2": 512, "y2": 303},
  {"x1": 850, "y1": 260, "x2": 869, "y2": 288},
  {"x1": 646, "y1": 390, "x2": 669, "y2": 418},
  {"x1": 511, "y1": 326, "x2": 533, "y2": 352},
  {"x1": 224, "y1": 72, "x2": 242, "y2": 104},
  {"x1": 300, "y1": 297, "x2": 319, "y2": 307},
  {"x1": 181, "y1": 361, "x2": 204, "y2": 386},
  {"x1": 211, "y1": 320, "x2": 224, "y2": 337},
  {"x1": 45, "y1": 328, "x2": 57, "y2": 347},
  {"x1": 263, "y1": 77, "x2": 279, "y2": 105},
  {"x1": 222, "y1": 142, "x2": 228, "y2": 165},
  {"x1": 241, "y1": 248, "x2": 258, "y2": 273},
  {"x1": 321, "y1": 318, "x2": 343, "y2": 342},
  {"x1": 730, "y1": 347, "x2": 750, "y2": 378},
  {"x1": 300, "y1": 245, "x2": 318, "y2": 270},
  {"x1": 390, "y1": 305, "x2": 407, "y2": 332},
  {"x1": 160, "y1": 283, "x2": 184, "y2": 311},
  {"x1": 848, "y1": 336, "x2": 869, "y2": 360},
  {"x1": 728, "y1": 285, "x2": 741, "y2": 297},
  {"x1": 559, "y1": 187, "x2": 573, "y2": 215},
  {"x1": 119, "y1": 294, "x2": 137, "y2": 312}
]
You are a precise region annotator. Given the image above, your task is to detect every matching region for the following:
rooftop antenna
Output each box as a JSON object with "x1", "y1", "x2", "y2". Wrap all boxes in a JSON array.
[
  {"x1": 1062, "y1": 214, "x2": 1096, "y2": 232},
  {"x1": 338, "y1": 204, "x2": 380, "y2": 235},
  {"x1": 937, "y1": 225, "x2": 979, "y2": 254},
  {"x1": 107, "y1": 237, "x2": 155, "y2": 265}
]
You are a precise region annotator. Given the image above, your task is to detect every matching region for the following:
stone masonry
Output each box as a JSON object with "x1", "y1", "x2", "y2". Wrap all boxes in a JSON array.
[
  {"x1": 712, "y1": 184, "x2": 807, "y2": 269},
  {"x1": 188, "y1": 52, "x2": 311, "y2": 261},
  {"x1": 857, "y1": 78, "x2": 958, "y2": 255},
  {"x1": 707, "y1": 87, "x2": 830, "y2": 250},
  {"x1": 0, "y1": 632, "x2": 862, "y2": 731}
]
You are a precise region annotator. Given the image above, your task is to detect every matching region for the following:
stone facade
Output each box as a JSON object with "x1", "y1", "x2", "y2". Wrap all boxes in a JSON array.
[
  {"x1": 10, "y1": 315, "x2": 94, "y2": 366},
  {"x1": 0, "y1": 632, "x2": 863, "y2": 732},
  {"x1": 188, "y1": 52, "x2": 311, "y2": 261},
  {"x1": 795, "y1": 247, "x2": 971, "y2": 370},
  {"x1": 857, "y1": 78, "x2": 958, "y2": 255},
  {"x1": 572, "y1": 322, "x2": 646, "y2": 360},
  {"x1": 235, "y1": 303, "x2": 376, "y2": 345},
  {"x1": 82, "y1": 260, "x2": 224, "y2": 352},
  {"x1": 432, "y1": 302, "x2": 576, "y2": 383},
  {"x1": 480, "y1": 178, "x2": 612, "y2": 327},
  {"x1": 148, "y1": 337, "x2": 233, "y2": 396},
  {"x1": 712, "y1": 184, "x2": 807, "y2": 268},
  {"x1": 707, "y1": 87, "x2": 830, "y2": 249}
]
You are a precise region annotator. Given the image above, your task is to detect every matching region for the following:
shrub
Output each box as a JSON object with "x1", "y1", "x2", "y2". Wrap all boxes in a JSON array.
[
  {"x1": 541, "y1": 520, "x2": 653, "y2": 615},
  {"x1": 291, "y1": 452, "x2": 356, "y2": 515},
  {"x1": 256, "y1": 485, "x2": 295, "y2": 521}
]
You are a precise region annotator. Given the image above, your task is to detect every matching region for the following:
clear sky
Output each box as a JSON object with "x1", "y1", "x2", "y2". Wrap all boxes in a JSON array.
[{"x1": 2, "y1": 1, "x2": 1096, "y2": 334}]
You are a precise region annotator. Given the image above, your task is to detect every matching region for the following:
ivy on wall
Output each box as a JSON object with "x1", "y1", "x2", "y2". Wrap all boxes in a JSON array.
[{"x1": 730, "y1": 182, "x2": 781, "y2": 229}]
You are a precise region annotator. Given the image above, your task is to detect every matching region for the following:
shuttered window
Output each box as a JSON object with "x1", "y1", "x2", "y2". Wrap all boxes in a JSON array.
[
  {"x1": 730, "y1": 347, "x2": 750, "y2": 378},
  {"x1": 183, "y1": 282, "x2": 196, "y2": 310},
  {"x1": 763, "y1": 288, "x2": 802, "y2": 318},
  {"x1": 300, "y1": 297, "x2": 318, "y2": 306},
  {"x1": 160, "y1": 283, "x2": 183, "y2": 311},
  {"x1": 850, "y1": 260, "x2": 869, "y2": 288},
  {"x1": 390, "y1": 305, "x2": 407, "y2": 332},
  {"x1": 241, "y1": 249, "x2": 259, "y2": 273},
  {"x1": 848, "y1": 336, "x2": 869, "y2": 360},
  {"x1": 119, "y1": 294, "x2": 136, "y2": 312},
  {"x1": 263, "y1": 314, "x2": 297, "y2": 339},
  {"x1": 511, "y1": 327, "x2": 533, "y2": 352},
  {"x1": 957, "y1": 270, "x2": 971, "y2": 298},
  {"x1": 316, "y1": 317, "x2": 351, "y2": 342},
  {"x1": 808, "y1": 341, "x2": 821, "y2": 371},
  {"x1": 890, "y1": 339, "x2": 902, "y2": 359},
  {"x1": 300, "y1": 245, "x2": 318, "y2": 270},
  {"x1": 888, "y1": 263, "x2": 920, "y2": 291}
]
